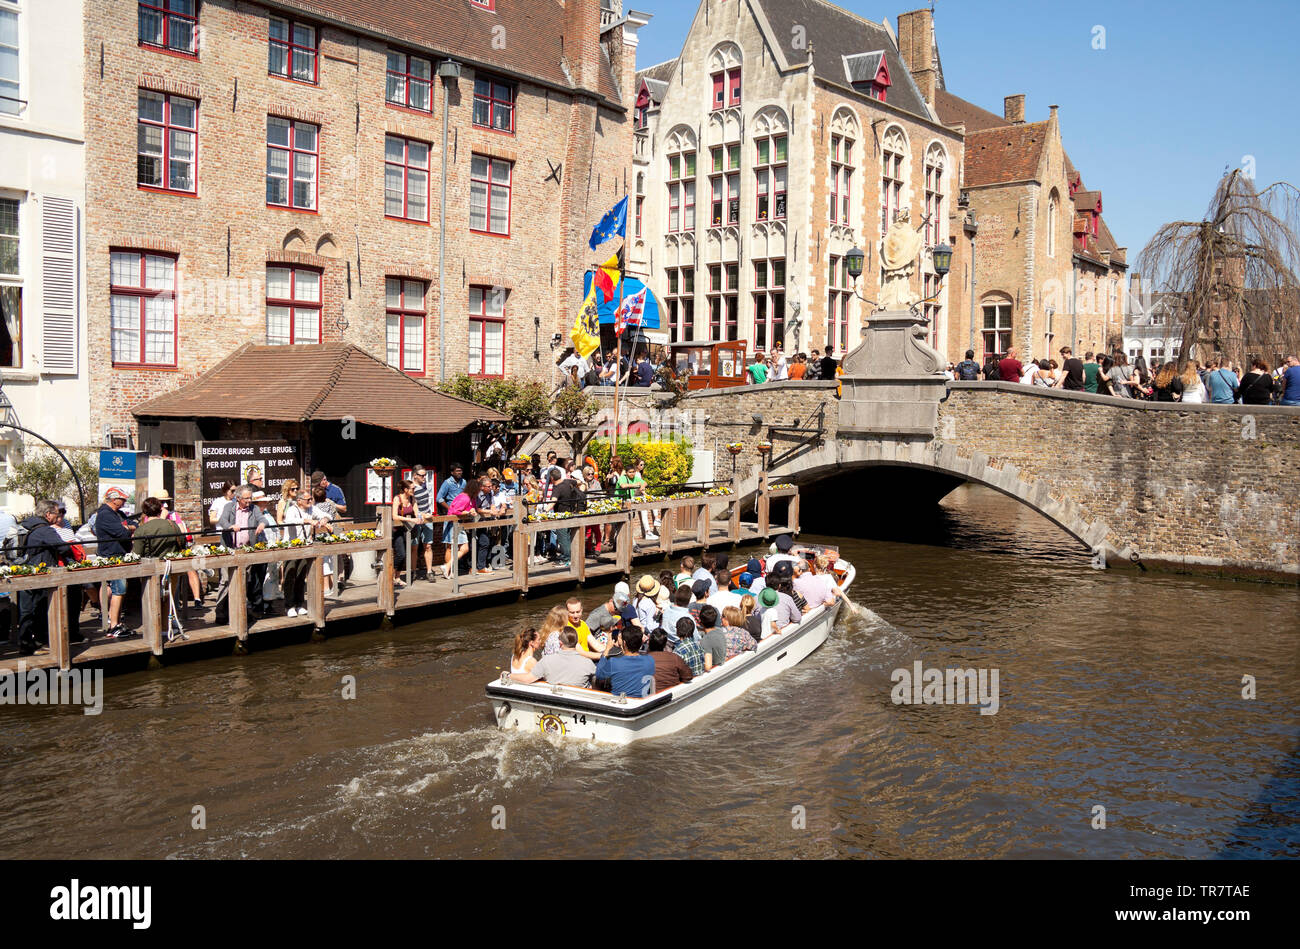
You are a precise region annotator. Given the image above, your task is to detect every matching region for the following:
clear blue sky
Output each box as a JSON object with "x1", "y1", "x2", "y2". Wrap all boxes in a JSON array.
[{"x1": 634, "y1": 0, "x2": 1298, "y2": 275}]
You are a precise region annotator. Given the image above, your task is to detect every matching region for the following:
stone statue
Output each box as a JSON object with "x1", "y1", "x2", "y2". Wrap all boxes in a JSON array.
[{"x1": 878, "y1": 208, "x2": 922, "y2": 310}]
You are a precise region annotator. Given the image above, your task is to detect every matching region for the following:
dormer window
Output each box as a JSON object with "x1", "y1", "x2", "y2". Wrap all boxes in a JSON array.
[{"x1": 846, "y1": 51, "x2": 891, "y2": 103}]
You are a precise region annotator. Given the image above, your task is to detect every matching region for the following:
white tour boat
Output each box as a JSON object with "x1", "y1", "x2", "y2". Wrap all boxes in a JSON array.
[{"x1": 486, "y1": 545, "x2": 854, "y2": 744}]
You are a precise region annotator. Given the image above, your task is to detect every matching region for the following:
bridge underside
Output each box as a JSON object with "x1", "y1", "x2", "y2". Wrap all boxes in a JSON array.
[{"x1": 799, "y1": 465, "x2": 967, "y2": 534}]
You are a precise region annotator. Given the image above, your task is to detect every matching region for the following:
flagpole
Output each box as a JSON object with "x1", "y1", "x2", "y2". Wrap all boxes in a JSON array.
[{"x1": 613, "y1": 244, "x2": 624, "y2": 448}]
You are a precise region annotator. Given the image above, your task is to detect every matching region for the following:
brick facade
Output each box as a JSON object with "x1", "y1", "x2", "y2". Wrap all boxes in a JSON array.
[{"x1": 84, "y1": 0, "x2": 639, "y2": 443}]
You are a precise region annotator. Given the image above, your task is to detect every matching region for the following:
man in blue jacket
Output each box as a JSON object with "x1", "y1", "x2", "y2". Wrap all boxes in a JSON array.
[
  {"x1": 17, "y1": 500, "x2": 70, "y2": 655},
  {"x1": 92, "y1": 487, "x2": 136, "y2": 639}
]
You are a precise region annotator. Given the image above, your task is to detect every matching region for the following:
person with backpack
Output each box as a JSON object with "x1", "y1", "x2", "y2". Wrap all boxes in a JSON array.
[
  {"x1": 16, "y1": 500, "x2": 71, "y2": 656},
  {"x1": 982, "y1": 353, "x2": 1001, "y2": 381},
  {"x1": 955, "y1": 350, "x2": 981, "y2": 380}
]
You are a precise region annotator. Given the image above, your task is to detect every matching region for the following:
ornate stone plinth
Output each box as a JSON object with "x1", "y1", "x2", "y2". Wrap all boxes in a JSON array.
[{"x1": 838, "y1": 308, "x2": 946, "y2": 437}]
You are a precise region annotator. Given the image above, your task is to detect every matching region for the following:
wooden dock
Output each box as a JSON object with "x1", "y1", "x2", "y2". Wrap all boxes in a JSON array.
[{"x1": 0, "y1": 479, "x2": 798, "y2": 674}]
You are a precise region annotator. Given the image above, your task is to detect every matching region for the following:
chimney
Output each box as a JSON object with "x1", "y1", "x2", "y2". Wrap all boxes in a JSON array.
[
  {"x1": 563, "y1": 0, "x2": 602, "y2": 92},
  {"x1": 897, "y1": 8, "x2": 938, "y2": 107},
  {"x1": 1004, "y1": 94, "x2": 1025, "y2": 124},
  {"x1": 1130, "y1": 272, "x2": 1142, "y2": 300},
  {"x1": 1049, "y1": 103, "x2": 1059, "y2": 121}
]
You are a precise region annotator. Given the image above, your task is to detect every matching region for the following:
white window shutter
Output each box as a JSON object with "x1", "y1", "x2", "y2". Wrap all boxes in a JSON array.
[{"x1": 41, "y1": 196, "x2": 78, "y2": 374}]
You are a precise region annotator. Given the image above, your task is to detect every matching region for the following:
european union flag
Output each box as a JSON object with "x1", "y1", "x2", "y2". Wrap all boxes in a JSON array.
[{"x1": 588, "y1": 196, "x2": 628, "y2": 251}]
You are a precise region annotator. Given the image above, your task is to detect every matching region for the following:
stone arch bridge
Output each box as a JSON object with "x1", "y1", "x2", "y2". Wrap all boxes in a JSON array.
[{"x1": 601, "y1": 312, "x2": 1299, "y2": 581}]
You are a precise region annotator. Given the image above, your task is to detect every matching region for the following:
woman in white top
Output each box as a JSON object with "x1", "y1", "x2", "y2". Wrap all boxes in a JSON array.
[
  {"x1": 1020, "y1": 360, "x2": 1041, "y2": 385},
  {"x1": 280, "y1": 490, "x2": 320, "y2": 616},
  {"x1": 208, "y1": 482, "x2": 236, "y2": 527},
  {"x1": 1180, "y1": 363, "x2": 1207, "y2": 403},
  {"x1": 510, "y1": 626, "x2": 541, "y2": 676}
]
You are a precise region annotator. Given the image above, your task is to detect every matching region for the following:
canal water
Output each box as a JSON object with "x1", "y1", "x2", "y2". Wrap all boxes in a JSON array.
[{"x1": 1, "y1": 485, "x2": 1296, "y2": 859}]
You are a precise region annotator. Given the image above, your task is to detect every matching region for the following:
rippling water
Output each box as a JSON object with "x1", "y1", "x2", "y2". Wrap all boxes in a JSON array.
[{"x1": 1, "y1": 485, "x2": 1296, "y2": 859}]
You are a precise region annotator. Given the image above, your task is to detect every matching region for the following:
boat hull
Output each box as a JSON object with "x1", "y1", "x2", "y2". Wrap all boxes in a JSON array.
[{"x1": 487, "y1": 560, "x2": 852, "y2": 744}]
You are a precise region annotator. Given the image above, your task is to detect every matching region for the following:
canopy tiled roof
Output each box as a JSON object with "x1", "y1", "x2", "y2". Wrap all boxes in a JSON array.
[
  {"x1": 268, "y1": 0, "x2": 622, "y2": 105},
  {"x1": 963, "y1": 120, "x2": 1049, "y2": 186},
  {"x1": 132, "y1": 344, "x2": 507, "y2": 435}
]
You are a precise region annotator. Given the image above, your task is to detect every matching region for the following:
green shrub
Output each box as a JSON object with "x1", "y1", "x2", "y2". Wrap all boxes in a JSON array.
[{"x1": 587, "y1": 438, "x2": 692, "y2": 489}]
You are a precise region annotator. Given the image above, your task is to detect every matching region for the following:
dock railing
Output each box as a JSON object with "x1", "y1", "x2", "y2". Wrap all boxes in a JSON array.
[{"x1": 1, "y1": 476, "x2": 799, "y2": 671}]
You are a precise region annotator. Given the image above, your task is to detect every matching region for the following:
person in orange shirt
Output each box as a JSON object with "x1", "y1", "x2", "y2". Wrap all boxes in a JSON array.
[{"x1": 788, "y1": 353, "x2": 808, "y2": 380}]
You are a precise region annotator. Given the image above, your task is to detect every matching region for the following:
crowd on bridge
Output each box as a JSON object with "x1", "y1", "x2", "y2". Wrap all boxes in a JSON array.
[
  {"x1": 504, "y1": 538, "x2": 847, "y2": 697},
  {"x1": 946, "y1": 348, "x2": 1300, "y2": 405},
  {"x1": 556, "y1": 342, "x2": 841, "y2": 389}
]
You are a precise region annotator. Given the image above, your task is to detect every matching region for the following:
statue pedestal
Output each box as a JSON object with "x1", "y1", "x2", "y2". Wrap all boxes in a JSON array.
[{"x1": 839, "y1": 308, "x2": 946, "y2": 437}]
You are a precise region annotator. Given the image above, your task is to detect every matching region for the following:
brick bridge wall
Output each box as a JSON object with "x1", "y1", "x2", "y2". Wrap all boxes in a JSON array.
[{"x1": 597, "y1": 381, "x2": 1300, "y2": 580}]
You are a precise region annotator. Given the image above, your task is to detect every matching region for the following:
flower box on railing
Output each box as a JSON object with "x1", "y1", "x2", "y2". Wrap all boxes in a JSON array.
[
  {"x1": 0, "y1": 563, "x2": 50, "y2": 579},
  {"x1": 67, "y1": 553, "x2": 143, "y2": 571}
]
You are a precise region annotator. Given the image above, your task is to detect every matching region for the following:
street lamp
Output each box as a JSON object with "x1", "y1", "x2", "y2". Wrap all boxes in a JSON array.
[
  {"x1": 931, "y1": 242, "x2": 953, "y2": 277},
  {"x1": 846, "y1": 246, "x2": 866, "y2": 281}
]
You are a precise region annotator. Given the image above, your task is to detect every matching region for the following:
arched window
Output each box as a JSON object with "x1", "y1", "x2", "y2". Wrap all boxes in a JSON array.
[
  {"x1": 752, "y1": 107, "x2": 789, "y2": 222},
  {"x1": 924, "y1": 143, "x2": 946, "y2": 247},
  {"x1": 981, "y1": 294, "x2": 1013, "y2": 358},
  {"x1": 829, "y1": 109, "x2": 859, "y2": 225},
  {"x1": 665, "y1": 127, "x2": 697, "y2": 234},
  {"x1": 708, "y1": 43, "x2": 742, "y2": 111},
  {"x1": 881, "y1": 126, "x2": 907, "y2": 235}
]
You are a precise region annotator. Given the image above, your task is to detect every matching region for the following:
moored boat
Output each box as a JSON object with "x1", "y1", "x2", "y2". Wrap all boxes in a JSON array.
[{"x1": 485, "y1": 545, "x2": 854, "y2": 744}]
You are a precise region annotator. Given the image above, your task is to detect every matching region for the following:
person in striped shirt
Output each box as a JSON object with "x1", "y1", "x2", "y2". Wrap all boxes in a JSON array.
[{"x1": 411, "y1": 465, "x2": 437, "y2": 582}]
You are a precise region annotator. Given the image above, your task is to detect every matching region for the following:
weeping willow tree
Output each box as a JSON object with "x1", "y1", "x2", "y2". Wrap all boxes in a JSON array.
[{"x1": 1138, "y1": 170, "x2": 1300, "y2": 368}]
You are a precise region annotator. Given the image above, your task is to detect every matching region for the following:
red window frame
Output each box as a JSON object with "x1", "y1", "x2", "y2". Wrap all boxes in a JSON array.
[
  {"x1": 468, "y1": 285, "x2": 506, "y2": 377},
  {"x1": 727, "y1": 68, "x2": 741, "y2": 106},
  {"x1": 668, "y1": 185, "x2": 680, "y2": 233},
  {"x1": 751, "y1": 258, "x2": 786, "y2": 352},
  {"x1": 268, "y1": 15, "x2": 318, "y2": 85},
  {"x1": 386, "y1": 277, "x2": 427, "y2": 375},
  {"x1": 137, "y1": 90, "x2": 198, "y2": 195},
  {"x1": 267, "y1": 116, "x2": 318, "y2": 212},
  {"x1": 385, "y1": 134, "x2": 431, "y2": 223},
  {"x1": 109, "y1": 250, "x2": 178, "y2": 369},
  {"x1": 923, "y1": 273, "x2": 941, "y2": 349},
  {"x1": 386, "y1": 50, "x2": 433, "y2": 113},
  {"x1": 265, "y1": 265, "x2": 322, "y2": 345},
  {"x1": 711, "y1": 72, "x2": 724, "y2": 110},
  {"x1": 138, "y1": 1, "x2": 198, "y2": 57},
  {"x1": 469, "y1": 154, "x2": 512, "y2": 236},
  {"x1": 473, "y1": 74, "x2": 516, "y2": 134},
  {"x1": 827, "y1": 255, "x2": 850, "y2": 353}
]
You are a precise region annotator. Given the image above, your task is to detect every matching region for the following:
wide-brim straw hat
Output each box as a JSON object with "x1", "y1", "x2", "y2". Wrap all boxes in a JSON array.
[{"x1": 636, "y1": 574, "x2": 661, "y2": 598}]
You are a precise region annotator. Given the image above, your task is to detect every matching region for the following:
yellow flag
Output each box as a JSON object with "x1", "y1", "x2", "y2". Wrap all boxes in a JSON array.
[{"x1": 571, "y1": 283, "x2": 601, "y2": 359}]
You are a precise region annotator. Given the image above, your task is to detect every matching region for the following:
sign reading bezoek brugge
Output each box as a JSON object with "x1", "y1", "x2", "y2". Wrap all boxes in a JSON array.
[{"x1": 199, "y1": 440, "x2": 300, "y2": 507}]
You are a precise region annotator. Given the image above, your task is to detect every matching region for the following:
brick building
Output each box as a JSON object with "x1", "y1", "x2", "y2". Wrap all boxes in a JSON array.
[
  {"x1": 83, "y1": 0, "x2": 647, "y2": 447},
  {"x1": 632, "y1": 0, "x2": 966, "y2": 363},
  {"x1": 908, "y1": 6, "x2": 1128, "y2": 365}
]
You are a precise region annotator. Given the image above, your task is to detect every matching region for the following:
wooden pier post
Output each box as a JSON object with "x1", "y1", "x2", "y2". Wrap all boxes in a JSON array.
[
  {"x1": 141, "y1": 571, "x2": 162, "y2": 657},
  {"x1": 729, "y1": 477, "x2": 741, "y2": 540},
  {"x1": 571, "y1": 523, "x2": 584, "y2": 580},
  {"x1": 47, "y1": 584, "x2": 71, "y2": 672},
  {"x1": 695, "y1": 499, "x2": 709, "y2": 548},
  {"x1": 230, "y1": 565, "x2": 248, "y2": 642},
  {"x1": 307, "y1": 552, "x2": 325, "y2": 635},
  {"x1": 99, "y1": 580, "x2": 111, "y2": 633},
  {"x1": 757, "y1": 471, "x2": 770, "y2": 538},
  {"x1": 661, "y1": 505, "x2": 675, "y2": 556},
  {"x1": 789, "y1": 491, "x2": 801, "y2": 536},
  {"x1": 378, "y1": 506, "x2": 395, "y2": 622},
  {"x1": 617, "y1": 513, "x2": 632, "y2": 574},
  {"x1": 513, "y1": 510, "x2": 528, "y2": 593}
]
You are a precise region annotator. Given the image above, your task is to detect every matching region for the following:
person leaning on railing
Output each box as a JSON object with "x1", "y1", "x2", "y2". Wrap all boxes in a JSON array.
[{"x1": 15, "y1": 500, "x2": 72, "y2": 656}]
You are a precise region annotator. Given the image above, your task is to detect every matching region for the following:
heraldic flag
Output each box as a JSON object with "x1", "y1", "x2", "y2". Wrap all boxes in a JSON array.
[
  {"x1": 571, "y1": 284, "x2": 602, "y2": 359},
  {"x1": 588, "y1": 195, "x2": 628, "y2": 251},
  {"x1": 614, "y1": 287, "x2": 648, "y2": 336},
  {"x1": 594, "y1": 251, "x2": 621, "y2": 303}
]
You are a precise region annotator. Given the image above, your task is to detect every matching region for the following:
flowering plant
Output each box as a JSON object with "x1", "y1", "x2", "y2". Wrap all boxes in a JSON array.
[
  {"x1": 768, "y1": 482, "x2": 795, "y2": 490},
  {"x1": 0, "y1": 563, "x2": 50, "y2": 578},
  {"x1": 236, "y1": 541, "x2": 269, "y2": 553},
  {"x1": 756, "y1": 441, "x2": 773, "y2": 451},
  {"x1": 526, "y1": 497, "x2": 622, "y2": 522},
  {"x1": 370, "y1": 457, "x2": 397, "y2": 469},
  {"x1": 68, "y1": 553, "x2": 142, "y2": 570},
  {"x1": 319, "y1": 528, "x2": 378, "y2": 544},
  {"x1": 725, "y1": 442, "x2": 744, "y2": 452}
]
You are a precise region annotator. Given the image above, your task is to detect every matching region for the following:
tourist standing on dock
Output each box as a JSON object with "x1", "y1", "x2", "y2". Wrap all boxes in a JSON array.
[
  {"x1": 548, "y1": 469, "x2": 585, "y2": 568},
  {"x1": 1281, "y1": 355, "x2": 1300, "y2": 405},
  {"x1": 281, "y1": 490, "x2": 322, "y2": 616},
  {"x1": 312, "y1": 470, "x2": 347, "y2": 517},
  {"x1": 16, "y1": 500, "x2": 70, "y2": 656},
  {"x1": 215, "y1": 486, "x2": 267, "y2": 623},
  {"x1": 474, "y1": 476, "x2": 502, "y2": 573},
  {"x1": 436, "y1": 463, "x2": 467, "y2": 564},
  {"x1": 391, "y1": 479, "x2": 420, "y2": 586},
  {"x1": 93, "y1": 487, "x2": 136, "y2": 638},
  {"x1": 208, "y1": 481, "x2": 236, "y2": 527},
  {"x1": 410, "y1": 466, "x2": 436, "y2": 582}
]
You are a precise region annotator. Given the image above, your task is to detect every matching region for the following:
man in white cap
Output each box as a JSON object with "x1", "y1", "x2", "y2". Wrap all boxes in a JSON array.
[{"x1": 93, "y1": 486, "x2": 137, "y2": 638}]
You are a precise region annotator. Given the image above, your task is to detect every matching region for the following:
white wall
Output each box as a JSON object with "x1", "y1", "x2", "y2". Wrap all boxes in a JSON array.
[{"x1": 0, "y1": 0, "x2": 88, "y2": 510}]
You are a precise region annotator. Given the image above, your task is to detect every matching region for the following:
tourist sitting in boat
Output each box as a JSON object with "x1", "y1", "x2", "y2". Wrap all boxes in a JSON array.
[
  {"x1": 586, "y1": 588, "x2": 630, "y2": 642},
  {"x1": 721, "y1": 606, "x2": 758, "y2": 659},
  {"x1": 772, "y1": 573, "x2": 809, "y2": 615},
  {"x1": 688, "y1": 579, "x2": 711, "y2": 627},
  {"x1": 539, "y1": 604, "x2": 571, "y2": 657},
  {"x1": 647, "y1": 628, "x2": 694, "y2": 692},
  {"x1": 733, "y1": 571, "x2": 756, "y2": 595},
  {"x1": 696, "y1": 604, "x2": 725, "y2": 671},
  {"x1": 757, "y1": 586, "x2": 799, "y2": 636},
  {"x1": 659, "y1": 583, "x2": 695, "y2": 647},
  {"x1": 510, "y1": 627, "x2": 541, "y2": 677},
  {"x1": 745, "y1": 557, "x2": 767, "y2": 595},
  {"x1": 672, "y1": 616, "x2": 705, "y2": 676},
  {"x1": 793, "y1": 555, "x2": 845, "y2": 608},
  {"x1": 595, "y1": 626, "x2": 656, "y2": 697},
  {"x1": 765, "y1": 533, "x2": 803, "y2": 572},
  {"x1": 707, "y1": 568, "x2": 742, "y2": 612},
  {"x1": 633, "y1": 575, "x2": 662, "y2": 631},
  {"x1": 693, "y1": 552, "x2": 718, "y2": 595},
  {"x1": 509, "y1": 627, "x2": 596, "y2": 689},
  {"x1": 674, "y1": 555, "x2": 695, "y2": 589},
  {"x1": 562, "y1": 597, "x2": 596, "y2": 656},
  {"x1": 738, "y1": 594, "x2": 762, "y2": 640}
]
